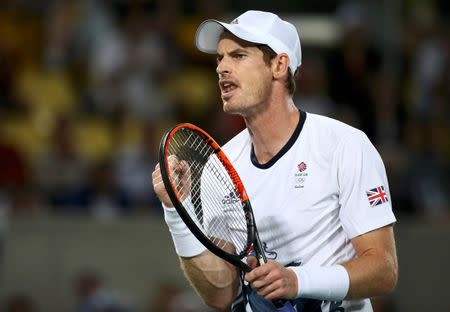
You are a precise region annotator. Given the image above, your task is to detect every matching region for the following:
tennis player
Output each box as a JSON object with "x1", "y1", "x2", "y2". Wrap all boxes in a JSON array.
[{"x1": 152, "y1": 10, "x2": 398, "y2": 312}]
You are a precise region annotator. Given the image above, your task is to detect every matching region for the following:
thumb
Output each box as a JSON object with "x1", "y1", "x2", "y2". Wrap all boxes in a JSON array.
[{"x1": 246, "y1": 256, "x2": 258, "y2": 269}]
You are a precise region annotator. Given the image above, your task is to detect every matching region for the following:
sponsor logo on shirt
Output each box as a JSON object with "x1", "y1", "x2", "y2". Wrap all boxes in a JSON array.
[
  {"x1": 222, "y1": 192, "x2": 240, "y2": 205},
  {"x1": 262, "y1": 242, "x2": 278, "y2": 260}
]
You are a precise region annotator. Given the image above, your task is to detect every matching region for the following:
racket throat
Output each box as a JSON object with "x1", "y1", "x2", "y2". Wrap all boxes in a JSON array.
[{"x1": 257, "y1": 255, "x2": 266, "y2": 267}]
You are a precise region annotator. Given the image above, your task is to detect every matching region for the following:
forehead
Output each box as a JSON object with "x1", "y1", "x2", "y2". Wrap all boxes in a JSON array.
[{"x1": 217, "y1": 31, "x2": 259, "y2": 53}]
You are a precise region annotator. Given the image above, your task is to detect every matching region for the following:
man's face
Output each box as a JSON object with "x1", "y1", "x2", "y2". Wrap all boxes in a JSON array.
[{"x1": 216, "y1": 33, "x2": 273, "y2": 116}]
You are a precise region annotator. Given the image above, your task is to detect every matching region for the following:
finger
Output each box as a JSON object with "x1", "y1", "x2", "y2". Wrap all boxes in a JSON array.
[
  {"x1": 255, "y1": 279, "x2": 279, "y2": 298},
  {"x1": 245, "y1": 265, "x2": 268, "y2": 283},
  {"x1": 152, "y1": 170, "x2": 162, "y2": 181},
  {"x1": 151, "y1": 167, "x2": 164, "y2": 187},
  {"x1": 152, "y1": 163, "x2": 161, "y2": 178},
  {"x1": 178, "y1": 160, "x2": 191, "y2": 183},
  {"x1": 152, "y1": 179, "x2": 166, "y2": 188},
  {"x1": 252, "y1": 278, "x2": 271, "y2": 291},
  {"x1": 261, "y1": 287, "x2": 285, "y2": 301},
  {"x1": 167, "y1": 155, "x2": 179, "y2": 168},
  {"x1": 250, "y1": 269, "x2": 275, "y2": 289},
  {"x1": 253, "y1": 274, "x2": 288, "y2": 300},
  {"x1": 259, "y1": 270, "x2": 297, "y2": 300}
]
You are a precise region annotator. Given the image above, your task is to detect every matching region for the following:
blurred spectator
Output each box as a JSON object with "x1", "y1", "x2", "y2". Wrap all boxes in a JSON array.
[
  {"x1": 0, "y1": 137, "x2": 41, "y2": 217},
  {"x1": 33, "y1": 115, "x2": 90, "y2": 213},
  {"x1": 403, "y1": 2, "x2": 448, "y2": 119},
  {"x1": 148, "y1": 283, "x2": 182, "y2": 312},
  {"x1": 74, "y1": 270, "x2": 132, "y2": 312},
  {"x1": 294, "y1": 53, "x2": 337, "y2": 118},
  {"x1": 398, "y1": 119, "x2": 449, "y2": 218},
  {"x1": 327, "y1": 0, "x2": 382, "y2": 139},
  {"x1": 148, "y1": 283, "x2": 213, "y2": 312},
  {"x1": 387, "y1": 1, "x2": 450, "y2": 218},
  {"x1": 0, "y1": 0, "x2": 446, "y2": 226},
  {"x1": 88, "y1": 159, "x2": 129, "y2": 221},
  {"x1": 371, "y1": 74, "x2": 405, "y2": 146},
  {"x1": 75, "y1": 0, "x2": 177, "y2": 121},
  {"x1": 7, "y1": 182, "x2": 43, "y2": 217},
  {"x1": 4, "y1": 294, "x2": 37, "y2": 312},
  {"x1": 0, "y1": 138, "x2": 30, "y2": 267},
  {"x1": 113, "y1": 122, "x2": 160, "y2": 213},
  {"x1": 0, "y1": 42, "x2": 22, "y2": 111},
  {"x1": 0, "y1": 140, "x2": 27, "y2": 191},
  {"x1": 206, "y1": 111, "x2": 246, "y2": 146}
]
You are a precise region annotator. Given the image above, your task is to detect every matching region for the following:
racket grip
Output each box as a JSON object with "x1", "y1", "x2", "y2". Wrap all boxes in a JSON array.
[{"x1": 274, "y1": 299, "x2": 295, "y2": 311}]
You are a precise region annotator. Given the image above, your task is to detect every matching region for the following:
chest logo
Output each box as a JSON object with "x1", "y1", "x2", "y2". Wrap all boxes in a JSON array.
[
  {"x1": 294, "y1": 162, "x2": 308, "y2": 188},
  {"x1": 297, "y1": 162, "x2": 307, "y2": 172}
]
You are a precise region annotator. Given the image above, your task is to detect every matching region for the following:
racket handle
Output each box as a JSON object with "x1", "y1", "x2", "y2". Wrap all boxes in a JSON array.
[{"x1": 274, "y1": 299, "x2": 295, "y2": 311}]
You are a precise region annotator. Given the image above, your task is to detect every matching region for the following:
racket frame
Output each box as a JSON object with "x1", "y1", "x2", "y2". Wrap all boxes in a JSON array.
[{"x1": 159, "y1": 123, "x2": 266, "y2": 272}]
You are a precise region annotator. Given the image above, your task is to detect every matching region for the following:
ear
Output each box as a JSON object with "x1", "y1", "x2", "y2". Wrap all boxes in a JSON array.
[{"x1": 272, "y1": 53, "x2": 290, "y2": 79}]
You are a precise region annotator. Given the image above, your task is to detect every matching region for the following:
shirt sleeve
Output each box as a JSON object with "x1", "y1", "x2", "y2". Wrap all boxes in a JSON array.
[{"x1": 336, "y1": 132, "x2": 396, "y2": 239}]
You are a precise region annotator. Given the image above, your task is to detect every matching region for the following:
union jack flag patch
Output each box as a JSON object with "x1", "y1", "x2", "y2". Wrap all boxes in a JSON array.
[{"x1": 366, "y1": 186, "x2": 388, "y2": 207}]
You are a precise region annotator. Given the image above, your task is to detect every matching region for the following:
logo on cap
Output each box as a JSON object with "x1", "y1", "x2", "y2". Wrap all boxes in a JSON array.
[{"x1": 230, "y1": 18, "x2": 239, "y2": 24}]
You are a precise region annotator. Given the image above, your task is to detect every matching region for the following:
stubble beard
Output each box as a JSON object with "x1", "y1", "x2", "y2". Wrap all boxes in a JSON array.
[{"x1": 222, "y1": 76, "x2": 271, "y2": 117}]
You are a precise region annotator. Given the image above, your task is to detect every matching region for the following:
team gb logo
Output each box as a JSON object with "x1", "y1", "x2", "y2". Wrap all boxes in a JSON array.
[
  {"x1": 297, "y1": 162, "x2": 307, "y2": 172},
  {"x1": 294, "y1": 162, "x2": 308, "y2": 188}
]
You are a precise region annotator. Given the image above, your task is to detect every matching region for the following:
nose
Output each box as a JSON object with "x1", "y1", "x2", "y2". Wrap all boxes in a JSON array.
[{"x1": 216, "y1": 57, "x2": 230, "y2": 76}]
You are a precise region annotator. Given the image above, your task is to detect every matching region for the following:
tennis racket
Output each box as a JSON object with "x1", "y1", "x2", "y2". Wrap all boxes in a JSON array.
[{"x1": 159, "y1": 123, "x2": 294, "y2": 311}]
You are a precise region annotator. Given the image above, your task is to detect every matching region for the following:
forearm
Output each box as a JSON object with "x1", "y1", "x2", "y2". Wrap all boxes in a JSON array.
[
  {"x1": 342, "y1": 225, "x2": 398, "y2": 299},
  {"x1": 342, "y1": 244, "x2": 398, "y2": 299},
  {"x1": 180, "y1": 250, "x2": 240, "y2": 311},
  {"x1": 160, "y1": 203, "x2": 240, "y2": 309},
  {"x1": 289, "y1": 226, "x2": 397, "y2": 301}
]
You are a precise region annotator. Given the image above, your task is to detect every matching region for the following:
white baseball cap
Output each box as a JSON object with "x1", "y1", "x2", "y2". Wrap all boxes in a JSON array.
[{"x1": 195, "y1": 10, "x2": 302, "y2": 73}]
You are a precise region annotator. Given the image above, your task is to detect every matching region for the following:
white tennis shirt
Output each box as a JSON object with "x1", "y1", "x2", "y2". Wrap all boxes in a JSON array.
[{"x1": 221, "y1": 111, "x2": 396, "y2": 311}]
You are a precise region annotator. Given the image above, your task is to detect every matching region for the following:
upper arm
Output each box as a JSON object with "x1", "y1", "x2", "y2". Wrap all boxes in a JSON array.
[{"x1": 336, "y1": 132, "x2": 396, "y2": 238}]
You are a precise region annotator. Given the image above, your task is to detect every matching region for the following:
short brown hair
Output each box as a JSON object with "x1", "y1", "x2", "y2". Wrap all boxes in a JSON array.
[{"x1": 257, "y1": 45, "x2": 297, "y2": 96}]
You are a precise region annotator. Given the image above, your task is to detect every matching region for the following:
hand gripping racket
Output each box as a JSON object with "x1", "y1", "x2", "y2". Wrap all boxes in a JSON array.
[{"x1": 159, "y1": 123, "x2": 294, "y2": 311}]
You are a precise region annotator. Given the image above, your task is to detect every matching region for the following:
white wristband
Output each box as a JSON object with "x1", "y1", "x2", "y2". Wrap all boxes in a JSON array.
[
  {"x1": 163, "y1": 202, "x2": 206, "y2": 257},
  {"x1": 289, "y1": 264, "x2": 350, "y2": 301}
]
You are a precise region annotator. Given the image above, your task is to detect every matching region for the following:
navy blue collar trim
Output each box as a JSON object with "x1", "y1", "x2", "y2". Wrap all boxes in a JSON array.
[{"x1": 250, "y1": 110, "x2": 306, "y2": 169}]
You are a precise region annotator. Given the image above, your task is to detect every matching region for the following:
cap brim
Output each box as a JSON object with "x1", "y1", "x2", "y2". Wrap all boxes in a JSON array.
[
  {"x1": 195, "y1": 20, "x2": 270, "y2": 54},
  {"x1": 195, "y1": 20, "x2": 224, "y2": 54},
  {"x1": 195, "y1": 19, "x2": 300, "y2": 72}
]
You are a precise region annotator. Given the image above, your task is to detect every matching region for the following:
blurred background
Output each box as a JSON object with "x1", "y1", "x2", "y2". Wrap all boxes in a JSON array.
[{"x1": 0, "y1": 0, "x2": 448, "y2": 311}]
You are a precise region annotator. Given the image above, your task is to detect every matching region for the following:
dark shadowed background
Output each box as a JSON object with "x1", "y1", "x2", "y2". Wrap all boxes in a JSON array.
[{"x1": 0, "y1": 0, "x2": 449, "y2": 311}]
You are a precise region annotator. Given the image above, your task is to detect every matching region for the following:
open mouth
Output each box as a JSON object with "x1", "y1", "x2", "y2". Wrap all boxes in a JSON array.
[{"x1": 220, "y1": 80, "x2": 238, "y2": 96}]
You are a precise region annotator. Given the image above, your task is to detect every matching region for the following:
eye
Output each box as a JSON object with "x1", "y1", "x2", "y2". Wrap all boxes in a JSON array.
[{"x1": 234, "y1": 54, "x2": 245, "y2": 59}]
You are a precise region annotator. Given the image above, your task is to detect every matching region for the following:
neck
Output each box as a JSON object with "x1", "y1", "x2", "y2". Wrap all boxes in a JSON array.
[{"x1": 244, "y1": 97, "x2": 299, "y2": 165}]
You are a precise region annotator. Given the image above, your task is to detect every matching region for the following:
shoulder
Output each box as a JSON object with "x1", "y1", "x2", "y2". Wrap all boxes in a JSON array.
[
  {"x1": 304, "y1": 113, "x2": 369, "y2": 150},
  {"x1": 306, "y1": 113, "x2": 365, "y2": 137}
]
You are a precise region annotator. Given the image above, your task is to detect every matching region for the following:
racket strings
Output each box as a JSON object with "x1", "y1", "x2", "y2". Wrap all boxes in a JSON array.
[
  {"x1": 167, "y1": 129, "x2": 248, "y2": 255},
  {"x1": 185, "y1": 152, "x2": 246, "y2": 252}
]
